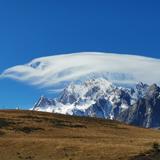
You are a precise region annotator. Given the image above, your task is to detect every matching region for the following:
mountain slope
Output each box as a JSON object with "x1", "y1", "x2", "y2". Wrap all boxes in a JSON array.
[
  {"x1": 0, "y1": 110, "x2": 160, "y2": 160},
  {"x1": 33, "y1": 78, "x2": 160, "y2": 128},
  {"x1": 33, "y1": 78, "x2": 138, "y2": 118},
  {"x1": 116, "y1": 84, "x2": 160, "y2": 128}
]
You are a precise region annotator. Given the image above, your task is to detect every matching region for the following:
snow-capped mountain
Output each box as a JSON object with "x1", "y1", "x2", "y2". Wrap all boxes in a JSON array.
[
  {"x1": 1, "y1": 52, "x2": 160, "y2": 127},
  {"x1": 33, "y1": 96, "x2": 56, "y2": 112},
  {"x1": 117, "y1": 84, "x2": 160, "y2": 128},
  {"x1": 33, "y1": 78, "x2": 149, "y2": 121}
]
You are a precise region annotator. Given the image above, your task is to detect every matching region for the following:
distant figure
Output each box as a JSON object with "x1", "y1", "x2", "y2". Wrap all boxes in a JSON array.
[{"x1": 16, "y1": 106, "x2": 20, "y2": 110}]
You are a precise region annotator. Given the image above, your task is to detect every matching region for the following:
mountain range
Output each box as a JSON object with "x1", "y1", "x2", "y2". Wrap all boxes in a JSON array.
[
  {"x1": 1, "y1": 52, "x2": 160, "y2": 128},
  {"x1": 33, "y1": 78, "x2": 160, "y2": 128}
]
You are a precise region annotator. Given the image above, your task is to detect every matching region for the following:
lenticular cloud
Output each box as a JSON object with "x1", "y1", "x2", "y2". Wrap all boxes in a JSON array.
[{"x1": 1, "y1": 52, "x2": 160, "y2": 88}]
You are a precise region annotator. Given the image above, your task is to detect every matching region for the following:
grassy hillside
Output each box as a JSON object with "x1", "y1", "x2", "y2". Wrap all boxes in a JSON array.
[{"x1": 0, "y1": 110, "x2": 160, "y2": 160}]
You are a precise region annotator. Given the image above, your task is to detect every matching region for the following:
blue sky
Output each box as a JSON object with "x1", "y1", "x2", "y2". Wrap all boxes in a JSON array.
[{"x1": 0, "y1": 0, "x2": 160, "y2": 109}]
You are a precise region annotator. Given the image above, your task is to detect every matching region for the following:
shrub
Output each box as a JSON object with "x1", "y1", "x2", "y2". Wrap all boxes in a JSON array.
[{"x1": 152, "y1": 142, "x2": 160, "y2": 152}]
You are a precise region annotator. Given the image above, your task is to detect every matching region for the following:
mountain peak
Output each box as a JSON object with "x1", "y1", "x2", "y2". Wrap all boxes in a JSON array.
[
  {"x1": 84, "y1": 78, "x2": 112, "y2": 88},
  {"x1": 146, "y1": 83, "x2": 160, "y2": 97},
  {"x1": 33, "y1": 78, "x2": 133, "y2": 118},
  {"x1": 136, "y1": 82, "x2": 148, "y2": 88},
  {"x1": 33, "y1": 78, "x2": 160, "y2": 128},
  {"x1": 33, "y1": 95, "x2": 56, "y2": 111},
  {"x1": 148, "y1": 83, "x2": 160, "y2": 91}
]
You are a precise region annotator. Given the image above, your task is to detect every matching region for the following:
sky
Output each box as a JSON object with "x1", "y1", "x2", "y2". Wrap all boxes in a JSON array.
[{"x1": 0, "y1": 0, "x2": 160, "y2": 109}]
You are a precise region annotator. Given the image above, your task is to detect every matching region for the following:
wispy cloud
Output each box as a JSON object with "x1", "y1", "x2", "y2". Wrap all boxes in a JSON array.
[{"x1": 1, "y1": 52, "x2": 160, "y2": 88}]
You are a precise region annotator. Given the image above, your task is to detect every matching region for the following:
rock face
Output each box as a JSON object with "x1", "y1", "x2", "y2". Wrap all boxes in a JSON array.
[
  {"x1": 33, "y1": 78, "x2": 136, "y2": 118},
  {"x1": 33, "y1": 96, "x2": 56, "y2": 112},
  {"x1": 116, "y1": 84, "x2": 160, "y2": 128},
  {"x1": 33, "y1": 78, "x2": 160, "y2": 128}
]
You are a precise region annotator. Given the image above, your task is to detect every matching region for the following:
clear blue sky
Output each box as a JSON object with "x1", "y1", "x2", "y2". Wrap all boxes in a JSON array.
[{"x1": 0, "y1": 0, "x2": 160, "y2": 109}]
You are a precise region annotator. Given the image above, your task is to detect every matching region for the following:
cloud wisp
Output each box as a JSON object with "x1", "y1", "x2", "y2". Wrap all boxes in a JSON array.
[{"x1": 1, "y1": 52, "x2": 160, "y2": 89}]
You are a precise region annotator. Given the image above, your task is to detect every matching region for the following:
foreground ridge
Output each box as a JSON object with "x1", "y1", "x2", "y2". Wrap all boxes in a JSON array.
[{"x1": 0, "y1": 110, "x2": 160, "y2": 160}]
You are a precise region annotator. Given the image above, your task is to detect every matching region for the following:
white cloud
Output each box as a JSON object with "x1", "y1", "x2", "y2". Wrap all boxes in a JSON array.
[{"x1": 1, "y1": 52, "x2": 160, "y2": 89}]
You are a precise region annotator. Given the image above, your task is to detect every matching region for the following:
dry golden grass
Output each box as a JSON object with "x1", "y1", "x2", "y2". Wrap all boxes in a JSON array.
[{"x1": 0, "y1": 110, "x2": 160, "y2": 160}]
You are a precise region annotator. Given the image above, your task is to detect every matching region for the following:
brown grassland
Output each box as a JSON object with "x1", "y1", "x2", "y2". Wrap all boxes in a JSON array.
[{"x1": 0, "y1": 110, "x2": 160, "y2": 160}]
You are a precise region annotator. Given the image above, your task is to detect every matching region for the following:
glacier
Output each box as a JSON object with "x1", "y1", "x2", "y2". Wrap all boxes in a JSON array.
[
  {"x1": 33, "y1": 78, "x2": 147, "y2": 119},
  {"x1": 33, "y1": 78, "x2": 160, "y2": 128}
]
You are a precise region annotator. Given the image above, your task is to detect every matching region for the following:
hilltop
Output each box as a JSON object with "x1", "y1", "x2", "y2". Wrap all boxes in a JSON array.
[{"x1": 0, "y1": 110, "x2": 160, "y2": 160}]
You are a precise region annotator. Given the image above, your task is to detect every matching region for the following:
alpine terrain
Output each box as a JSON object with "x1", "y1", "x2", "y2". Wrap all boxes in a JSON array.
[{"x1": 33, "y1": 78, "x2": 160, "y2": 128}]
